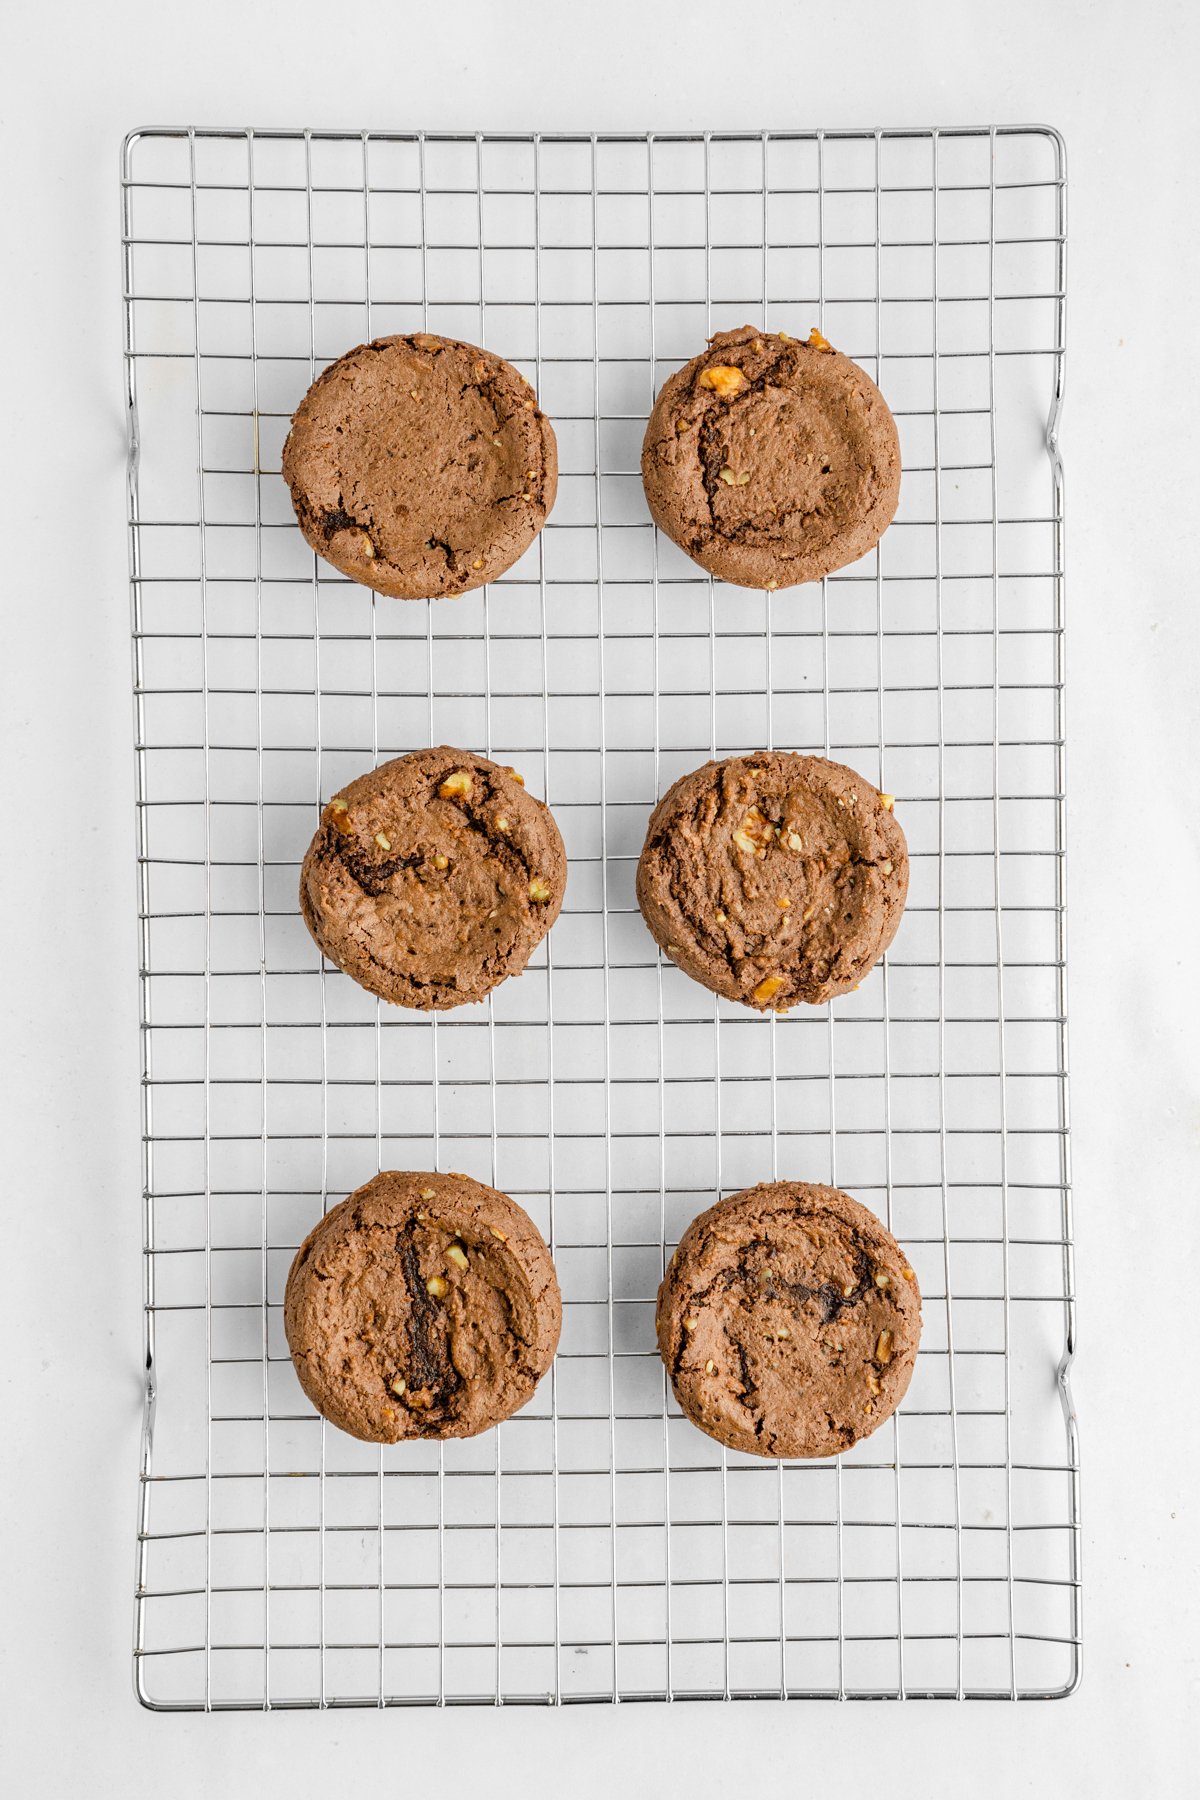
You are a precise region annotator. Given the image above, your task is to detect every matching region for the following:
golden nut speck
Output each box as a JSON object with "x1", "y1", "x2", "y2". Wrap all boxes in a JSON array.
[{"x1": 698, "y1": 364, "x2": 748, "y2": 399}]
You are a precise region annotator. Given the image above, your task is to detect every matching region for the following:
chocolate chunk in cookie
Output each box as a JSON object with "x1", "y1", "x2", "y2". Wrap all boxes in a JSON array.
[
  {"x1": 282, "y1": 334, "x2": 557, "y2": 599},
  {"x1": 636, "y1": 751, "x2": 907, "y2": 1010},
  {"x1": 642, "y1": 325, "x2": 900, "y2": 589},
  {"x1": 300, "y1": 747, "x2": 566, "y2": 1010},
  {"x1": 658, "y1": 1182, "x2": 921, "y2": 1459},
  {"x1": 285, "y1": 1171, "x2": 561, "y2": 1443}
]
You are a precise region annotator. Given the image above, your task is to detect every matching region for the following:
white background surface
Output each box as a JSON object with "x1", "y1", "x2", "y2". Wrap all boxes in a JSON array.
[{"x1": 1, "y1": 1, "x2": 1197, "y2": 1793}]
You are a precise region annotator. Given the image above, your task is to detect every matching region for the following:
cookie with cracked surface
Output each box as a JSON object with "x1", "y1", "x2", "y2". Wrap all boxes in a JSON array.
[
  {"x1": 300, "y1": 747, "x2": 566, "y2": 1010},
  {"x1": 281, "y1": 333, "x2": 557, "y2": 600},
  {"x1": 641, "y1": 324, "x2": 900, "y2": 589},
  {"x1": 658, "y1": 1182, "x2": 921, "y2": 1459},
  {"x1": 636, "y1": 750, "x2": 906, "y2": 1010},
  {"x1": 285, "y1": 1171, "x2": 561, "y2": 1443}
]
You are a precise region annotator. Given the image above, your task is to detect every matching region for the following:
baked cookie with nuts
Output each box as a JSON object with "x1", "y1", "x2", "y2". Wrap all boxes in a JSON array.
[
  {"x1": 282, "y1": 333, "x2": 557, "y2": 599},
  {"x1": 285, "y1": 1171, "x2": 561, "y2": 1443},
  {"x1": 658, "y1": 1182, "x2": 921, "y2": 1459},
  {"x1": 641, "y1": 324, "x2": 900, "y2": 589},
  {"x1": 300, "y1": 746, "x2": 566, "y2": 1010},
  {"x1": 637, "y1": 751, "x2": 906, "y2": 1010}
]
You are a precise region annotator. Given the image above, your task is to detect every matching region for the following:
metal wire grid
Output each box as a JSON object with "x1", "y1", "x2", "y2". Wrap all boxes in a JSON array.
[{"x1": 122, "y1": 125, "x2": 1076, "y2": 1708}]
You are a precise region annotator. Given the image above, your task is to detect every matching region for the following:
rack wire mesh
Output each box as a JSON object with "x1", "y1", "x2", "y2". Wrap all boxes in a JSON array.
[{"x1": 122, "y1": 125, "x2": 1077, "y2": 1707}]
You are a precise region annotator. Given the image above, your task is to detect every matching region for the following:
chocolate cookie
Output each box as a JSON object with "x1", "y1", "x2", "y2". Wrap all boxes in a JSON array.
[
  {"x1": 636, "y1": 751, "x2": 907, "y2": 1010},
  {"x1": 300, "y1": 747, "x2": 566, "y2": 1010},
  {"x1": 658, "y1": 1182, "x2": 921, "y2": 1459},
  {"x1": 285, "y1": 1171, "x2": 561, "y2": 1443},
  {"x1": 282, "y1": 333, "x2": 557, "y2": 600},
  {"x1": 641, "y1": 325, "x2": 900, "y2": 589}
]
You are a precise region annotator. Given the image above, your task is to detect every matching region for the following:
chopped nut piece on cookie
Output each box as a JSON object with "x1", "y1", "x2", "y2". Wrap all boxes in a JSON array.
[
  {"x1": 733, "y1": 806, "x2": 776, "y2": 859},
  {"x1": 698, "y1": 364, "x2": 749, "y2": 398}
]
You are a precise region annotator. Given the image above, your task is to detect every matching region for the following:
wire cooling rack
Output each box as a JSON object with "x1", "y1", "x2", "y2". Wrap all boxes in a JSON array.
[{"x1": 122, "y1": 125, "x2": 1076, "y2": 1707}]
